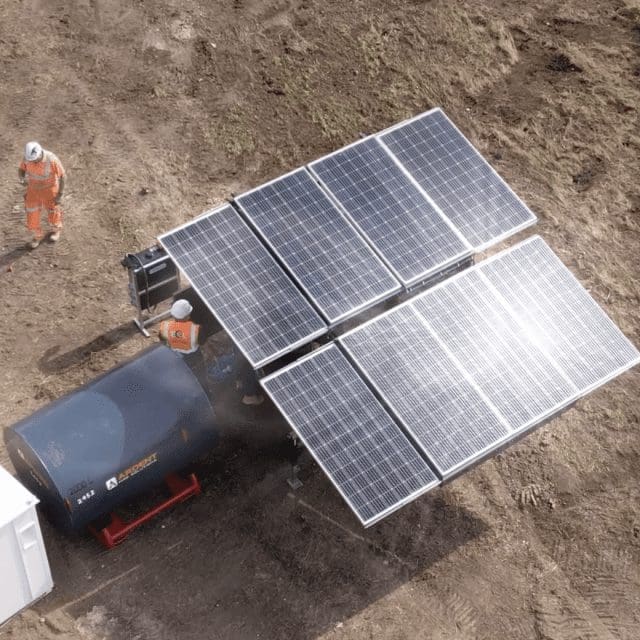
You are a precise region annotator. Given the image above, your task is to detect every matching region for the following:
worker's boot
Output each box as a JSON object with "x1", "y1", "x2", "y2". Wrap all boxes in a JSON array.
[
  {"x1": 49, "y1": 230, "x2": 61, "y2": 242},
  {"x1": 242, "y1": 394, "x2": 265, "y2": 406},
  {"x1": 26, "y1": 237, "x2": 41, "y2": 250}
]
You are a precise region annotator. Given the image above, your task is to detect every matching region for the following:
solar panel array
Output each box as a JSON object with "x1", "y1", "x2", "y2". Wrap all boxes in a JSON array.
[
  {"x1": 308, "y1": 137, "x2": 471, "y2": 287},
  {"x1": 261, "y1": 344, "x2": 439, "y2": 526},
  {"x1": 235, "y1": 169, "x2": 401, "y2": 324},
  {"x1": 161, "y1": 107, "x2": 538, "y2": 371},
  {"x1": 158, "y1": 108, "x2": 638, "y2": 527},
  {"x1": 263, "y1": 236, "x2": 639, "y2": 524},
  {"x1": 379, "y1": 108, "x2": 536, "y2": 249},
  {"x1": 158, "y1": 205, "x2": 326, "y2": 368}
]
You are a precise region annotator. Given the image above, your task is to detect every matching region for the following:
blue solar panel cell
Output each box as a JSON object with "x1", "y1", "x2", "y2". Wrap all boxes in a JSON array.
[
  {"x1": 380, "y1": 108, "x2": 536, "y2": 249},
  {"x1": 158, "y1": 205, "x2": 327, "y2": 368},
  {"x1": 309, "y1": 138, "x2": 470, "y2": 287},
  {"x1": 235, "y1": 168, "x2": 401, "y2": 324}
]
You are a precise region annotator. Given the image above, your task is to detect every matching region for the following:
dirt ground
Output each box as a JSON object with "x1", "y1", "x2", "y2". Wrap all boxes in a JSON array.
[{"x1": 1, "y1": 0, "x2": 640, "y2": 638}]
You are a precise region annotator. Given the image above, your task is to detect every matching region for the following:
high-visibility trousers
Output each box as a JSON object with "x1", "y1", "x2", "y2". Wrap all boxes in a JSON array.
[{"x1": 25, "y1": 189, "x2": 63, "y2": 240}]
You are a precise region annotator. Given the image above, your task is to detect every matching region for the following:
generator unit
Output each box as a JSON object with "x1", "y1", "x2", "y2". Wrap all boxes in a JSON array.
[{"x1": 122, "y1": 245, "x2": 180, "y2": 335}]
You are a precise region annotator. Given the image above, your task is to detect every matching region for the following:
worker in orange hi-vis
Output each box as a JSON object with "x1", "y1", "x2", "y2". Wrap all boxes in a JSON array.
[
  {"x1": 159, "y1": 299, "x2": 206, "y2": 382},
  {"x1": 159, "y1": 300, "x2": 201, "y2": 354},
  {"x1": 18, "y1": 141, "x2": 66, "y2": 250}
]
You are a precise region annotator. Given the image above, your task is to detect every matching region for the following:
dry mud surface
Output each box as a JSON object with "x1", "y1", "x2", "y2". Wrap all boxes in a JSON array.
[{"x1": 1, "y1": 1, "x2": 640, "y2": 639}]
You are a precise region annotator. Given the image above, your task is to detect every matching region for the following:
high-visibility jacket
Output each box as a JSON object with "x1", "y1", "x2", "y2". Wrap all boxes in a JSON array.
[
  {"x1": 20, "y1": 151, "x2": 65, "y2": 196},
  {"x1": 159, "y1": 320, "x2": 200, "y2": 354}
]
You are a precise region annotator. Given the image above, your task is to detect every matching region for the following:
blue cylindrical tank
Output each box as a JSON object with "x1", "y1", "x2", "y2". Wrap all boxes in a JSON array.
[{"x1": 4, "y1": 344, "x2": 217, "y2": 532}]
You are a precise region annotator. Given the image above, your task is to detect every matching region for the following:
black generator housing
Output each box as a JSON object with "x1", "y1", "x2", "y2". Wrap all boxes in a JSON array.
[{"x1": 122, "y1": 245, "x2": 179, "y2": 311}]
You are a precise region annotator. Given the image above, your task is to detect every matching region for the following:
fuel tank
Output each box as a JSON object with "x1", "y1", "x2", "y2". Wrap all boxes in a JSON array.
[{"x1": 4, "y1": 345, "x2": 217, "y2": 532}]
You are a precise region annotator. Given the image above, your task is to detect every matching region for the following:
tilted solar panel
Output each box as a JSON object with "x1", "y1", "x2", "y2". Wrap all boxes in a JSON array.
[
  {"x1": 339, "y1": 308, "x2": 510, "y2": 477},
  {"x1": 235, "y1": 168, "x2": 401, "y2": 325},
  {"x1": 379, "y1": 108, "x2": 536, "y2": 250},
  {"x1": 412, "y1": 270, "x2": 577, "y2": 433},
  {"x1": 158, "y1": 204, "x2": 327, "y2": 368},
  {"x1": 308, "y1": 137, "x2": 471, "y2": 287},
  {"x1": 339, "y1": 236, "x2": 639, "y2": 484},
  {"x1": 478, "y1": 236, "x2": 640, "y2": 394},
  {"x1": 261, "y1": 344, "x2": 439, "y2": 526}
]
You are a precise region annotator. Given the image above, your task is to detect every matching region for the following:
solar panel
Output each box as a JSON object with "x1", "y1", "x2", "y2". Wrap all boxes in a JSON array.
[
  {"x1": 339, "y1": 236, "x2": 639, "y2": 481},
  {"x1": 235, "y1": 168, "x2": 401, "y2": 324},
  {"x1": 158, "y1": 205, "x2": 327, "y2": 368},
  {"x1": 308, "y1": 137, "x2": 471, "y2": 287},
  {"x1": 339, "y1": 307, "x2": 510, "y2": 477},
  {"x1": 379, "y1": 108, "x2": 536, "y2": 249},
  {"x1": 412, "y1": 269, "x2": 577, "y2": 433},
  {"x1": 261, "y1": 344, "x2": 439, "y2": 526},
  {"x1": 478, "y1": 236, "x2": 640, "y2": 394}
]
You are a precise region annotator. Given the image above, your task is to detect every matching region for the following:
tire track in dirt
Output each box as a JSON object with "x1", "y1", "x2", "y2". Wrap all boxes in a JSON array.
[
  {"x1": 459, "y1": 471, "x2": 622, "y2": 640},
  {"x1": 533, "y1": 591, "x2": 604, "y2": 640},
  {"x1": 530, "y1": 549, "x2": 620, "y2": 639},
  {"x1": 545, "y1": 519, "x2": 640, "y2": 640},
  {"x1": 528, "y1": 495, "x2": 639, "y2": 640},
  {"x1": 441, "y1": 588, "x2": 481, "y2": 640}
]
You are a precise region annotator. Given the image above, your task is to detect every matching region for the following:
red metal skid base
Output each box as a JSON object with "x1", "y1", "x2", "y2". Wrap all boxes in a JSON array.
[{"x1": 88, "y1": 473, "x2": 201, "y2": 549}]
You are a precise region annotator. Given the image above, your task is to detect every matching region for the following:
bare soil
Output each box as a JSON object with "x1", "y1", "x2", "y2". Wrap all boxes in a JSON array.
[{"x1": 1, "y1": 1, "x2": 640, "y2": 639}]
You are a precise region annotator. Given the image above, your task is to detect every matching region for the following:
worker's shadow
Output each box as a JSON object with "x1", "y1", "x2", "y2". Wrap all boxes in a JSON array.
[
  {"x1": 0, "y1": 245, "x2": 28, "y2": 272},
  {"x1": 38, "y1": 321, "x2": 139, "y2": 374}
]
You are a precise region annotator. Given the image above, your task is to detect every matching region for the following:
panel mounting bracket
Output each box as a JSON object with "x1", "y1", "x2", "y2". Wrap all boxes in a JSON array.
[{"x1": 287, "y1": 464, "x2": 303, "y2": 490}]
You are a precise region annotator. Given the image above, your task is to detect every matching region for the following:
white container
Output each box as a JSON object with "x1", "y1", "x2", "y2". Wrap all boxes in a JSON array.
[{"x1": 0, "y1": 464, "x2": 53, "y2": 626}]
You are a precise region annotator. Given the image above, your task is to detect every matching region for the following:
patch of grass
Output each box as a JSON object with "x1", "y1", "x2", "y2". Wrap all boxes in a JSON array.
[{"x1": 210, "y1": 106, "x2": 256, "y2": 158}]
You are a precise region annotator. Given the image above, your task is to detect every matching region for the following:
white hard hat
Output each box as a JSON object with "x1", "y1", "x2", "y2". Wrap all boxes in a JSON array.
[
  {"x1": 171, "y1": 299, "x2": 192, "y2": 320},
  {"x1": 24, "y1": 141, "x2": 43, "y2": 162}
]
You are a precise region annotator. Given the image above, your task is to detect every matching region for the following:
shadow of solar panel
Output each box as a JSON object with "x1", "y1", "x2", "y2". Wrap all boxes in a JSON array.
[
  {"x1": 235, "y1": 168, "x2": 401, "y2": 324},
  {"x1": 158, "y1": 205, "x2": 327, "y2": 368},
  {"x1": 261, "y1": 344, "x2": 439, "y2": 526},
  {"x1": 308, "y1": 137, "x2": 471, "y2": 287},
  {"x1": 380, "y1": 108, "x2": 536, "y2": 250},
  {"x1": 477, "y1": 236, "x2": 640, "y2": 394}
]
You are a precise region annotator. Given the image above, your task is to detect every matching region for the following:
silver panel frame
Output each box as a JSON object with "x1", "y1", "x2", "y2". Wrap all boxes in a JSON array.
[
  {"x1": 260, "y1": 343, "x2": 440, "y2": 527},
  {"x1": 158, "y1": 204, "x2": 327, "y2": 369}
]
